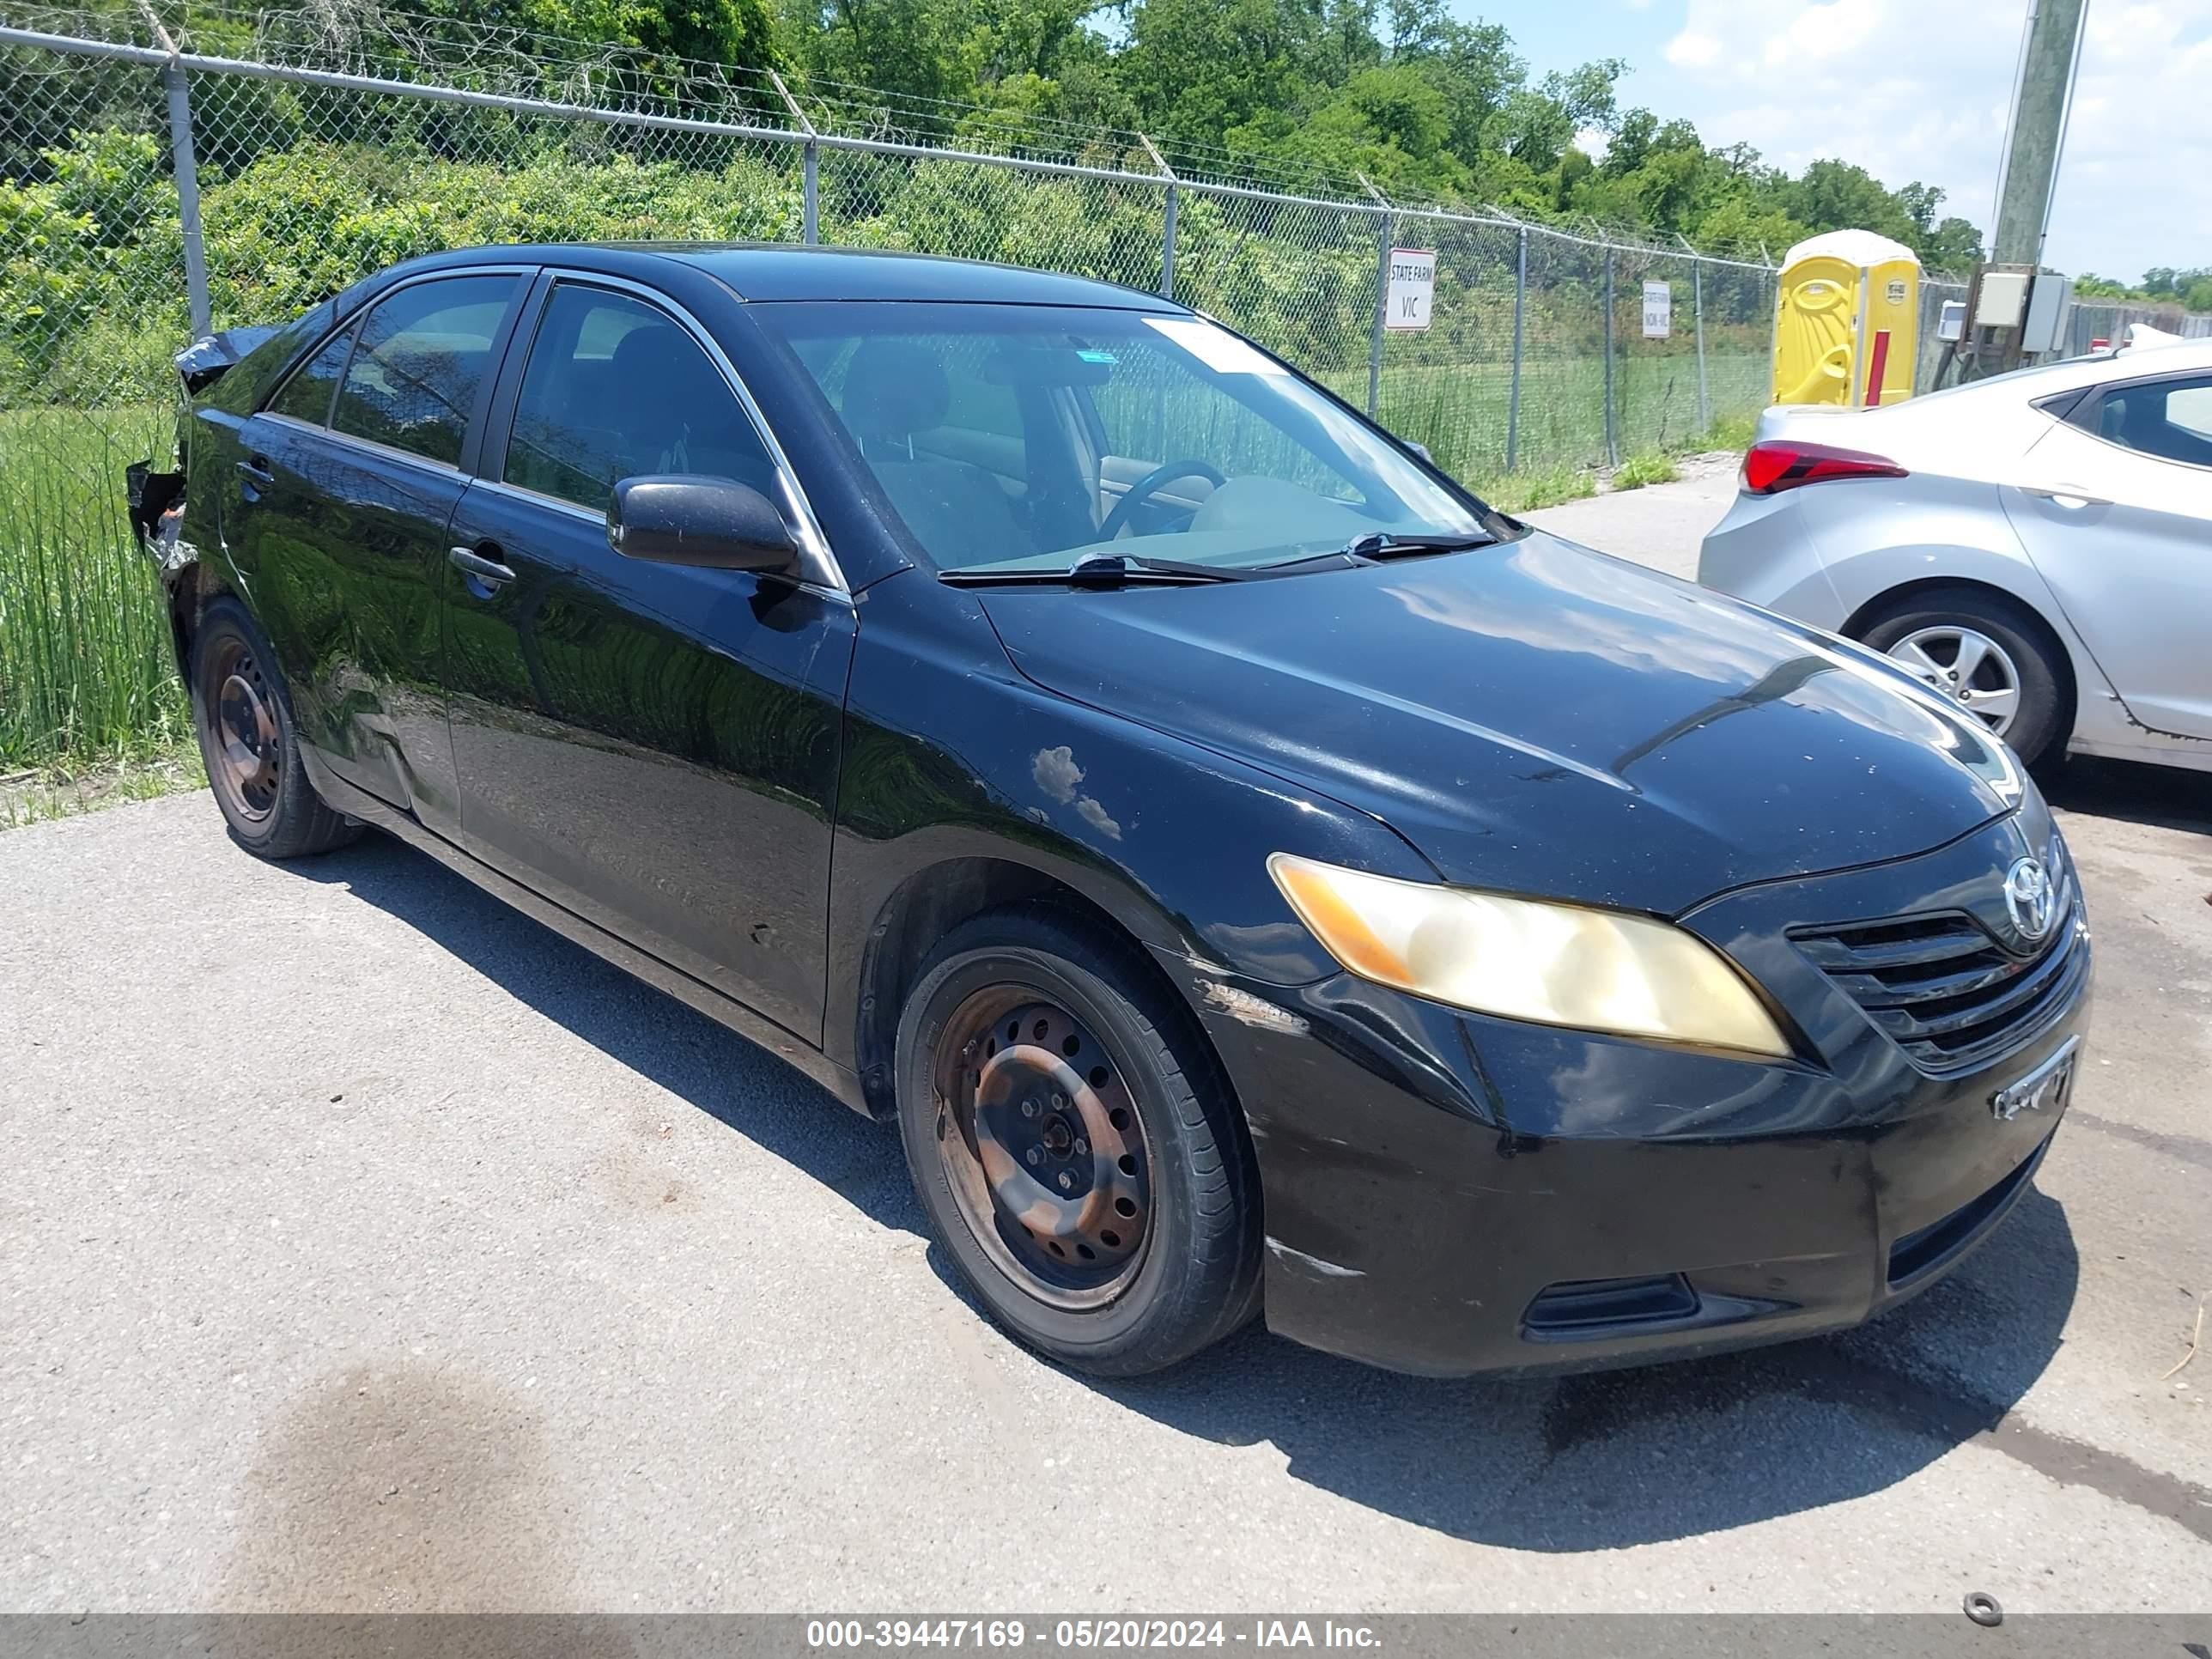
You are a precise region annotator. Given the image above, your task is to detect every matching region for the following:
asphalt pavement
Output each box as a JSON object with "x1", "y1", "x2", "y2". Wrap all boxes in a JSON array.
[{"x1": 3, "y1": 477, "x2": 2209, "y2": 1613}]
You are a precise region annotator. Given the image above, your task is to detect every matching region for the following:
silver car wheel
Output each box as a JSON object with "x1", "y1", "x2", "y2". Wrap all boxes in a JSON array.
[{"x1": 1886, "y1": 625, "x2": 2022, "y2": 736}]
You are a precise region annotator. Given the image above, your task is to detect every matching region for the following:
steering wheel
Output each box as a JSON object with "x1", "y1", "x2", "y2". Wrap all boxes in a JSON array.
[{"x1": 1099, "y1": 459, "x2": 1226, "y2": 542}]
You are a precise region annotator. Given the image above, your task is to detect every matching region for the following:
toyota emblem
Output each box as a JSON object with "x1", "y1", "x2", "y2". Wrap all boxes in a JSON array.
[{"x1": 2004, "y1": 857, "x2": 2056, "y2": 943}]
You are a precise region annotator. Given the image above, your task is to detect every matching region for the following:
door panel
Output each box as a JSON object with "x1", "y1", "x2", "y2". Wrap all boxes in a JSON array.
[
  {"x1": 2008, "y1": 402, "x2": 2212, "y2": 739},
  {"x1": 443, "y1": 277, "x2": 853, "y2": 1040},
  {"x1": 228, "y1": 271, "x2": 525, "y2": 825},
  {"x1": 442, "y1": 483, "x2": 854, "y2": 1038},
  {"x1": 230, "y1": 411, "x2": 472, "y2": 824}
]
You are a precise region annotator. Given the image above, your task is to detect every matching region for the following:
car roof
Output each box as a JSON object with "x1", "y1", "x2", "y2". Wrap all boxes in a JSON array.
[
  {"x1": 372, "y1": 241, "x2": 1187, "y2": 312},
  {"x1": 1899, "y1": 336, "x2": 2212, "y2": 410},
  {"x1": 2098, "y1": 335, "x2": 2212, "y2": 374}
]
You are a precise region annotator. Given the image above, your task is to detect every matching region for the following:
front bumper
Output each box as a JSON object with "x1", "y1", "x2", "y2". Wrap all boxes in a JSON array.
[{"x1": 1176, "y1": 814, "x2": 2091, "y2": 1378}]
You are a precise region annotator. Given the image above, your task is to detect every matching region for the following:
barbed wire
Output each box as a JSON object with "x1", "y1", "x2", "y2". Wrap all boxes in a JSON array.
[{"x1": 0, "y1": 0, "x2": 1890, "y2": 270}]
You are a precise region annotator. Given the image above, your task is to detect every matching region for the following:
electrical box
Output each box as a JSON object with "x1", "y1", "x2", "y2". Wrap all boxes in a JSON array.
[
  {"x1": 1972, "y1": 267, "x2": 2033, "y2": 330},
  {"x1": 2021, "y1": 272, "x2": 2073, "y2": 356},
  {"x1": 1936, "y1": 300, "x2": 1966, "y2": 343}
]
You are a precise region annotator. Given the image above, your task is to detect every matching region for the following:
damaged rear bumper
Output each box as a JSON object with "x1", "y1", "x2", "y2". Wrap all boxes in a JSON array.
[{"x1": 125, "y1": 459, "x2": 189, "y2": 574}]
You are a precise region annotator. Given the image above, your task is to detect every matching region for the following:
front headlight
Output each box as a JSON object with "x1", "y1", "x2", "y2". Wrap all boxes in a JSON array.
[{"x1": 1268, "y1": 854, "x2": 1791, "y2": 1059}]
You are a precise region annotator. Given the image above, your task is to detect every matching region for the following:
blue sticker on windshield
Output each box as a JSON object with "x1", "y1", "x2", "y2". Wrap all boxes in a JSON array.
[{"x1": 1076, "y1": 349, "x2": 1118, "y2": 364}]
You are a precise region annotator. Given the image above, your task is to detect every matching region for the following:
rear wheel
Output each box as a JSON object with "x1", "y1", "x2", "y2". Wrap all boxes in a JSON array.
[
  {"x1": 1857, "y1": 589, "x2": 2069, "y2": 767},
  {"x1": 894, "y1": 908, "x2": 1261, "y2": 1376},
  {"x1": 189, "y1": 597, "x2": 359, "y2": 859}
]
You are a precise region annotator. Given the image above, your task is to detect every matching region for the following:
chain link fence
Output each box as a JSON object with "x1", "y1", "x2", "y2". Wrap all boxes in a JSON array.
[
  {"x1": 2064, "y1": 299, "x2": 2212, "y2": 356},
  {"x1": 0, "y1": 8, "x2": 2143, "y2": 764}
]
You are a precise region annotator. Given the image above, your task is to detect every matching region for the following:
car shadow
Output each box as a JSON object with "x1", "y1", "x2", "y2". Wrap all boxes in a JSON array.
[
  {"x1": 284, "y1": 830, "x2": 2081, "y2": 1555},
  {"x1": 1091, "y1": 1191, "x2": 2076, "y2": 1550},
  {"x1": 2040, "y1": 751, "x2": 2212, "y2": 836}
]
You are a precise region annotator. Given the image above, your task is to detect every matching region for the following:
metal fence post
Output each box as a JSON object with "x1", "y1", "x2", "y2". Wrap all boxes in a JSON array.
[
  {"x1": 1141, "y1": 136, "x2": 1176, "y2": 300},
  {"x1": 769, "y1": 69, "x2": 819, "y2": 245},
  {"x1": 1506, "y1": 226, "x2": 1526, "y2": 472},
  {"x1": 1367, "y1": 214, "x2": 1390, "y2": 417},
  {"x1": 1693, "y1": 258, "x2": 1710, "y2": 436},
  {"x1": 1360, "y1": 175, "x2": 1392, "y2": 419},
  {"x1": 161, "y1": 61, "x2": 211, "y2": 338},
  {"x1": 1158, "y1": 185, "x2": 1178, "y2": 300},
  {"x1": 1602, "y1": 246, "x2": 1617, "y2": 468}
]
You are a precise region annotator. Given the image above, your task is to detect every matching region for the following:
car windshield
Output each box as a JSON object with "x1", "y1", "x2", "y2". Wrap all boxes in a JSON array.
[{"x1": 752, "y1": 301, "x2": 1489, "y2": 574}]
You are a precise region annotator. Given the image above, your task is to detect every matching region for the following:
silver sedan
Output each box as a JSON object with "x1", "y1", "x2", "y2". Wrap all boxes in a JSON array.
[{"x1": 1698, "y1": 338, "x2": 2212, "y2": 771}]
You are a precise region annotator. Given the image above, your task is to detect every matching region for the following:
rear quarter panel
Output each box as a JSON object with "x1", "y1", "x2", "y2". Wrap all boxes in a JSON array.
[{"x1": 1797, "y1": 471, "x2": 2125, "y2": 750}]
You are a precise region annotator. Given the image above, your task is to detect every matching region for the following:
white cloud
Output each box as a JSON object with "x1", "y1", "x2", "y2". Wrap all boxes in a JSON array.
[
  {"x1": 1650, "y1": 0, "x2": 2212, "y2": 283},
  {"x1": 1664, "y1": 29, "x2": 1723, "y2": 67}
]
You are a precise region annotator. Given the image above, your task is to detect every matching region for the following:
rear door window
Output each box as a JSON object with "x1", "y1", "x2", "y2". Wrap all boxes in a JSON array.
[
  {"x1": 501, "y1": 283, "x2": 779, "y2": 513},
  {"x1": 2079, "y1": 372, "x2": 2212, "y2": 468},
  {"x1": 331, "y1": 274, "x2": 519, "y2": 465}
]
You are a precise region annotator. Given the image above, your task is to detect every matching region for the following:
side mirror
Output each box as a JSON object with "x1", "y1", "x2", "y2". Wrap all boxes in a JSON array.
[{"x1": 608, "y1": 475, "x2": 796, "y2": 574}]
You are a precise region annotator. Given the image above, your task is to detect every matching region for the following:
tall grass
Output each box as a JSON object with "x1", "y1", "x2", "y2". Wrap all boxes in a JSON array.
[{"x1": 0, "y1": 404, "x2": 192, "y2": 768}]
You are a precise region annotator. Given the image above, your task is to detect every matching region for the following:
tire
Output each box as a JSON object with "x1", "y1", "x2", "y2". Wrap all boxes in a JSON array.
[
  {"x1": 188, "y1": 596, "x2": 361, "y2": 860},
  {"x1": 893, "y1": 906, "x2": 1262, "y2": 1376},
  {"x1": 1856, "y1": 588, "x2": 2069, "y2": 768}
]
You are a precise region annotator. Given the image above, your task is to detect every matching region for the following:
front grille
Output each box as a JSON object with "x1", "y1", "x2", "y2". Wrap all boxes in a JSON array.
[{"x1": 1793, "y1": 876, "x2": 2085, "y2": 1073}]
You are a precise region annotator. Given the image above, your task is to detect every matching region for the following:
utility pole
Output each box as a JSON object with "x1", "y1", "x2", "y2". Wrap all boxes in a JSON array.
[{"x1": 1988, "y1": 0, "x2": 2090, "y2": 266}]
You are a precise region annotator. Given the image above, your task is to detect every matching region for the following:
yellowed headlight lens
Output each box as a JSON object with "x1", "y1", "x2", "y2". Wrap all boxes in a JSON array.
[{"x1": 1267, "y1": 854, "x2": 1790, "y2": 1058}]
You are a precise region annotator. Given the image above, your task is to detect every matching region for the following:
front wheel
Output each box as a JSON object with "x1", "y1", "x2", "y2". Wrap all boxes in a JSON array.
[
  {"x1": 189, "y1": 597, "x2": 360, "y2": 859},
  {"x1": 894, "y1": 908, "x2": 1261, "y2": 1376}
]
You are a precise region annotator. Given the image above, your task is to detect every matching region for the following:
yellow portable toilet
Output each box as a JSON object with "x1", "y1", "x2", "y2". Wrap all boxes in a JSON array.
[{"x1": 1771, "y1": 230, "x2": 1922, "y2": 407}]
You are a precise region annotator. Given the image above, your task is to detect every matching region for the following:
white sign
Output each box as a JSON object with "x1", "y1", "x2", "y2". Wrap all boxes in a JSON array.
[
  {"x1": 1642, "y1": 280, "x2": 1672, "y2": 338},
  {"x1": 1385, "y1": 248, "x2": 1436, "y2": 331}
]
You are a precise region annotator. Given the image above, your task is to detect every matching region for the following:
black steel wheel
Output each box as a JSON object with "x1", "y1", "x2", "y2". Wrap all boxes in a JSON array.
[
  {"x1": 894, "y1": 907, "x2": 1262, "y2": 1376},
  {"x1": 930, "y1": 991, "x2": 1153, "y2": 1308},
  {"x1": 189, "y1": 597, "x2": 360, "y2": 859},
  {"x1": 200, "y1": 632, "x2": 283, "y2": 824}
]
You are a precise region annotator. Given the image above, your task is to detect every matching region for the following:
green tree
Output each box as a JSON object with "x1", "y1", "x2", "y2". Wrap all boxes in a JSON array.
[{"x1": 1786, "y1": 158, "x2": 1918, "y2": 246}]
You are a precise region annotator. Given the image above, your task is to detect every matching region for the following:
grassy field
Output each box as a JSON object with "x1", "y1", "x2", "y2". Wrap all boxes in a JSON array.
[
  {"x1": 1334, "y1": 349, "x2": 1771, "y2": 481},
  {"x1": 0, "y1": 404, "x2": 192, "y2": 769},
  {"x1": 0, "y1": 349, "x2": 1767, "y2": 770}
]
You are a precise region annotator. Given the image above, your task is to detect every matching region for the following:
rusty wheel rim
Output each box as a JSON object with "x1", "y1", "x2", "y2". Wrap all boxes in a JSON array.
[
  {"x1": 203, "y1": 637, "x2": 281, "y2": 823},
  {"x1": 932, "y1": 988, "x2": 1152, "y2": 1310}
]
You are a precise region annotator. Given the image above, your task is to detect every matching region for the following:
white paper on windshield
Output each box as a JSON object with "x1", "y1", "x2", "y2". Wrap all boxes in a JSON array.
[{"x1": 1142, "y1": 316, "x2": 1289, "y2": 375}]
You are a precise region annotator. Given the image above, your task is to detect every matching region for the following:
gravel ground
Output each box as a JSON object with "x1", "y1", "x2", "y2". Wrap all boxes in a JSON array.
[{"x1": 2, "y1": 479, "x2": 2208, "y2": 1613}]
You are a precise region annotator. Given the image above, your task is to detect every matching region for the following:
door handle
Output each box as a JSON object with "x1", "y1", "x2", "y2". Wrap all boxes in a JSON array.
[
  {"x1": 235, "y1": 459, "x2": 275, "y2": 488},
  {"x1": 448, "y1": 545, "x2": 517, "y2": 591},
  {"x1": 2021, "y1": 484, "x2": 2112, "y2": 507}
]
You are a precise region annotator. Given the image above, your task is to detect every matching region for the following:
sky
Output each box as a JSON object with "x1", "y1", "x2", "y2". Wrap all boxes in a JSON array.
[{"x1": 1486, "y1": 0, "x2": 2212, "y2": 285}]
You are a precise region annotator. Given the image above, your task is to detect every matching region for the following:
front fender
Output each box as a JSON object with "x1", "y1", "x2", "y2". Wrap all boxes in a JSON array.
[{"x1": 821, "y1": 574, "x2": 1437, "y2": 1077}]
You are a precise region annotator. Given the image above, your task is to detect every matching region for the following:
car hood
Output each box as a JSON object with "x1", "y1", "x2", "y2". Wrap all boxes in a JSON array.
[{"x1": 980, "y1": 530, "x2": 2016, "y2": 915}]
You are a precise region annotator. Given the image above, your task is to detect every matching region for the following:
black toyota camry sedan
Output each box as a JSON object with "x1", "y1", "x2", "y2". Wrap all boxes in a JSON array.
[{"x1": 131, "y1": 242, "x2": 2090, "y2": 1378}]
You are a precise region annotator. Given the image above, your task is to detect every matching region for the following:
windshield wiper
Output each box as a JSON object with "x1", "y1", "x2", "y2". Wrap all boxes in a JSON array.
[
  {"x1": 1251, "y1": 532, "x2": 1497, "y2": 574},
  {"x1": 1340, "y1": 531, "x2": 1498, "y2": 561},
  {"x1": 939, "y1": 552, "x2": 1251, "y2": 588}
]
